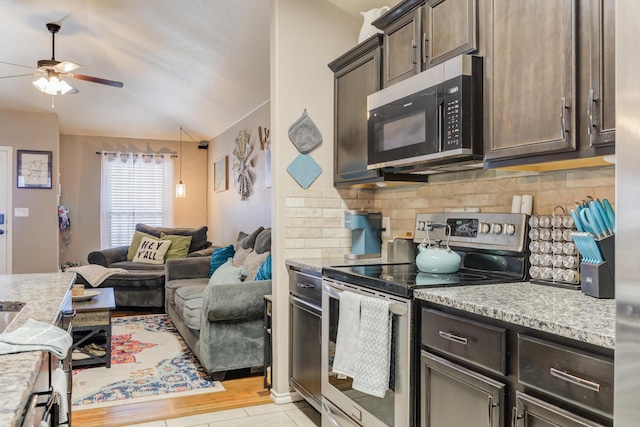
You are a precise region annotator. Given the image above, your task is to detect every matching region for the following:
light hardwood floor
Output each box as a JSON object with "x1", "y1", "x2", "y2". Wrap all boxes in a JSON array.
[{"x1": 72, "y1": 376, "x2": 272, "y2": 427}]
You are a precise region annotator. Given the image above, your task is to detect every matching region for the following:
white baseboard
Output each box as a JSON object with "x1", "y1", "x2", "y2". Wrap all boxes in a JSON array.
[{"x1": 270, "y1": 389, "x2": 303, "y2": 404}]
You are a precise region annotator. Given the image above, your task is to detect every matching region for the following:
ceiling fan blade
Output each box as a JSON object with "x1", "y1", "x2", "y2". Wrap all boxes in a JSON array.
[
  {"x1": 54, "y1": 60, "x2": 82, "y2": 73},
  {"x1": 0, "y1": 73, "x2": 40, "y2": 79},
  {"x1": 0, "y1": 61, "x2": 39, "y2": 70},
  {"x1": 68, "y1": 73, "x2": 123, "y2": 88}
]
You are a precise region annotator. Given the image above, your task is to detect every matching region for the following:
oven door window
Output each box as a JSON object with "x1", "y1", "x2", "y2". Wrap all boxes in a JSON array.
[
  {"x1": 326, "y1": 295, "x2": 396, "y2": 426},
  {"x1": 368, "y1": 84, "x2": 441, "y2": 167}
]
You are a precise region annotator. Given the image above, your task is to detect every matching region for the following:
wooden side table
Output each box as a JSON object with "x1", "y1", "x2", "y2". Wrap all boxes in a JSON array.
[{"x1": 71, "y1": 287, "x2": 116, "y2": 368}]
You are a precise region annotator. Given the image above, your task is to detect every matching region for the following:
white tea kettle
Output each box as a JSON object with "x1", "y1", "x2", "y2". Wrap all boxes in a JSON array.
[
  {"x1": 358, "y1": 6, "x2": 390, "y2": 43},
  {"x1": 416, "y1": 223, "x2": 462, "y2": 274}
]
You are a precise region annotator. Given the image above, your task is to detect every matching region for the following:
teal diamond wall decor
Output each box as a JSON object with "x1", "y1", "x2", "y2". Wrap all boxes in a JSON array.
[{"x1": 287, "y1": 153, "x2": 322, "y2": 189}]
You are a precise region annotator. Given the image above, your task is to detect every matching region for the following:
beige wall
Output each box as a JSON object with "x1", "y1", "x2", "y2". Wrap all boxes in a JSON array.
[
  {"x1": 207, "y1": 101, "x2": 271, "y2": 246},
  {"x1": 0, "y1": 109, "x2": 60, "y2": 273},
  {"x1": 271, "y1": 0, "x2": 360, "y2": 402},
  {"x1": 59, "y1": 134, "x2": 207, "y2": 265}
]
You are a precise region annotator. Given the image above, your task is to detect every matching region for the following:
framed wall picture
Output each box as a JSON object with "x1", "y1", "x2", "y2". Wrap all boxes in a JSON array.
[
  {"x1": 214, "y1": 156, "x2": 228, "y2": 192},
  {"x1": 17, "y1": 150, "x2": 52, "y2": 189}
]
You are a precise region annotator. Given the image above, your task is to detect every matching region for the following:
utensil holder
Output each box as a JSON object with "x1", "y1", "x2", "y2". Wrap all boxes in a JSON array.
[{"x1": 580, "y1": 234, "x2": 615, "y2": 299}]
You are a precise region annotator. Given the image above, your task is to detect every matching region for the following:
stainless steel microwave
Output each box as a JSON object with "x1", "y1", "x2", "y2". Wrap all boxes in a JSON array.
[{"x1": 367, "y1": 55, "x2": 483, "y2": 173}]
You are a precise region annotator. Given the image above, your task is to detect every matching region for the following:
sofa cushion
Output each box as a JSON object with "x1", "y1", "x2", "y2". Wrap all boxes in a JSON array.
[
  {"x1": 243, "y1": 250, "x2": 270, "y2": 281},
  {"x1": 236, "y1": 227, "x2": 264, "y2": 250},
  {"x1": 126, "y1": 231, "x2": 157, "y2": 261},
  {"x1": 183, "y1": 298, "x2": 203, "y2": 330},
  {"x1": 232, "y1": 247, "x2": 253, "y2": 267},
  {"x1": 136, "y1": 224, "x2": 209, "y2": 252},
  {"x1": 209, "y1": 259, "x2": 247, "y2": 285},
  {"x1": 208, "y1": 245, "x2": 235, "y2": 277},
  {"x1": 254, "y1": 228, "x2": 271, "y2": 254},
  {"x1": 255, "y1": 253, "x2": 272, "y2": 281},
  {"x1": 132, "y1": 236, "x2": 172, "y2": 264},
  {"x1": 174, "y1": 285, "x2": 206, "y2": 316},
  {"x1": 161, "y1": 233, "x2": 192, "y2": 259},
  {"x1": 166, "y1": 278, "x2": 208, "y2": 307}
]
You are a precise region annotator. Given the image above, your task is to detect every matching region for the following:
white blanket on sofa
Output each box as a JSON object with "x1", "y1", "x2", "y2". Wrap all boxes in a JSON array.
[{"x1": 68, "y1": 265, "x2": 129, "y2": 287}]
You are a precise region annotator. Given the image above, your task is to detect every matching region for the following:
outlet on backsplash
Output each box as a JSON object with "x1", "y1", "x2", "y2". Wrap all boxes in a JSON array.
[{"x1": 382, "y1": 216, "x2": 390, "y2": 237}]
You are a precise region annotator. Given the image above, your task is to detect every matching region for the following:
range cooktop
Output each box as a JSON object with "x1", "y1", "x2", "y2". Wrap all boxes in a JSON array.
[{"x1": 322, "y1": 263, "x2": 521, "y2": 298}]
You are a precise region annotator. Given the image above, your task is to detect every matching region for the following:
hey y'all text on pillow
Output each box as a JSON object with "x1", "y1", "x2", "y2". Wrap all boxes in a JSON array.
[{"x1": 133, "y1": 236, "x2": 172, "y2": 264}]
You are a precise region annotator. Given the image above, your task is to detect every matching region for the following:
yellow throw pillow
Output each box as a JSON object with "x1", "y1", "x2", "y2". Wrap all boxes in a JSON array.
[
  {"x1": 127, "y1": 231, "x2": 158, "y2": 261},
  {"x1": 132, "y1": 236, "x2": 172, "y2": 265},
  {"x1": 161, "y1": 233, "x2": 192, "y2": 259}
]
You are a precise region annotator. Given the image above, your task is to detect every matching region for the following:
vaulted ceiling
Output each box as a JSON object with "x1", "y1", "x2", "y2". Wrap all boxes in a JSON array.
[{"x1": 0, "y1": 0, "x2": 394, "y2": 141}]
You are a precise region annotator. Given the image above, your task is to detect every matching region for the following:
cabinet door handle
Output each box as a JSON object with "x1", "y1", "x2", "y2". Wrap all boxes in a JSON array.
[
  {"x1": 549, "y1": 367, "x2": 601, "y2": 392},
  {"x1": 438, "y1": 330, "x2": 468, "y2": 345},
  {"x1": 587, "y1": 89, "x2": 595, "y2": 137},
  {"x1": 511, "y1": 406, "x2": 521, "y2": 427},
  {"x1": 297, "y1": 282, "x2": 313, "y2": 289},
  {"x1": 412, "y1": 39, "x2": 418, "y2": 65},
  {"x1": 560, "y1": 97, "x2": 570, "y2": 139},
  {"x1": 423, "y1": 32, "x2": 428, "y2": 63},
  {"x1": 488, "y1": 395, "x2": 499, "y2": 427}
]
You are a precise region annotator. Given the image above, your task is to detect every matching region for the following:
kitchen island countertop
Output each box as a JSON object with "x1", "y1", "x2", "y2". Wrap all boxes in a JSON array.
[
  {"x1": 414, "y1": 282, "x2": 615, "y2": 349},
  {"x1": 287, "y1": 258, "x2": 615, "y2": 350},
  {"x1": 0, "y1": 272, "x2": 75, "y2": 427}
]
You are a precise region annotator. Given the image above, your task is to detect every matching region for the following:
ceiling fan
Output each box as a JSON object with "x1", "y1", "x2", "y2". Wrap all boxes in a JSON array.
[{"x1": 0, "y1": 22, "x2": 123, "y2": 96}]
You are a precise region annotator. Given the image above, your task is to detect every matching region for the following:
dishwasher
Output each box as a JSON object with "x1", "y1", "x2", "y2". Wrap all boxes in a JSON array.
[{"x1": 289, "y1": 267, "x2": 322, "y2": 412}]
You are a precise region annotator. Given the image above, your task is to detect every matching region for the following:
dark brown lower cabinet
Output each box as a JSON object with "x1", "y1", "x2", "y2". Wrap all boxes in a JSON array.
[
  {"x1": 421, "y1": 351, "x2": 504, "y2": 427},
  {"x1": 513, "y1": 392, "x2": 606, "y2": 427}
]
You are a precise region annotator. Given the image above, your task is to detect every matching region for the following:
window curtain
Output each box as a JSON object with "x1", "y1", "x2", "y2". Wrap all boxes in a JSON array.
[{"x1": 100, "y1": 152, "x2": 174, "y2": 248}]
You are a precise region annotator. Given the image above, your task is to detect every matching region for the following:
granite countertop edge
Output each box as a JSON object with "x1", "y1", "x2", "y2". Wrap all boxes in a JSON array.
[
  {"x1": 286, "y1": 258, "x2": 615, "y2": 350},
  {"x1": 0, "y1": 272, "x2": 75, "y2": 427}
]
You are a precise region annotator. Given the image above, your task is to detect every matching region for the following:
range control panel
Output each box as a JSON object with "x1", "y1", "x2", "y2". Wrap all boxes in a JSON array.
[{"x1": 414, "y1": 212, "x2": 529, "y2": 254}]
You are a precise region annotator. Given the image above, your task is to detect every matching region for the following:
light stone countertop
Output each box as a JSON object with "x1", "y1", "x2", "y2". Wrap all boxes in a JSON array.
[
  {"x1": 0, "y1": 273, "x2": 75, "y2": 427},
  {"x1": 415, "y1": 282, "x2": 615, "y2": 349},
  {"x1": 287, "y1": 259, "x2": 615, "y2": 350}
]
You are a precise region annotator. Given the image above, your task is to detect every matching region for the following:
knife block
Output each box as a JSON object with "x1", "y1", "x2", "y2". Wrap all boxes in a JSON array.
[{"x1": 580, "y1": 234, "x2": 615, "y2": 299}]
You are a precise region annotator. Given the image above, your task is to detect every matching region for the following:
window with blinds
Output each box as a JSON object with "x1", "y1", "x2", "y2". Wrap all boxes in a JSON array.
[{"x1": 100, "y1": 153, "x2": 174, "y2": 248}]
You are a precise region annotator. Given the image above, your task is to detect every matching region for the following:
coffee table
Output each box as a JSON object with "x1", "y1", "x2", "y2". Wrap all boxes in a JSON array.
[{"x1": 71, "y1": 287, "x2": 115, "y2": 368}]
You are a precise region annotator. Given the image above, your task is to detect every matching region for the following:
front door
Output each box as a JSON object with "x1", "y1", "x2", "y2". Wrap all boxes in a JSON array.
[{"x1": 0, "y1": 146, "x2": 12, "y2": 274}]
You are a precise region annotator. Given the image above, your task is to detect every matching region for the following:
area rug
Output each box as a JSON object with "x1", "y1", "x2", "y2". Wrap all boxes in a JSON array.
[{"x1": 72, "y1": 314, "x2": 224, "y2": 409}]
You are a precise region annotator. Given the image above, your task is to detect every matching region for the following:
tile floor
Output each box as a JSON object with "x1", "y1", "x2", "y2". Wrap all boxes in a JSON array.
[{"x1": 124, "y1": 401, "x2": 320, "y2": 427}]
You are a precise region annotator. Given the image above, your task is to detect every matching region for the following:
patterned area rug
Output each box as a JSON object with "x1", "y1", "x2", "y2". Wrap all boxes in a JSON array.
[{"x1": 72, "y1": 314, "x2": 224, "y2": 409}]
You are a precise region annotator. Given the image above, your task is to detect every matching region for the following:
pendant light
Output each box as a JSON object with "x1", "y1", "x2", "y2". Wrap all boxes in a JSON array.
[{"x1": 176, "y1": 126, "x2": 186, "y2": 198}]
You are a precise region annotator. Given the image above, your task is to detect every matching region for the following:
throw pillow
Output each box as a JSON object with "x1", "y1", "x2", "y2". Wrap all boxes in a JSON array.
[
  {"x1": 208, "y1": 259, "x2": 247, "y2": 285},
  {"x1": 132, "y1": 236, "x2": 172, "y2": 264},
  {"x1": 254, "y1": 228, "x2": 271, "y2": 254},
  {"x1": 127, "y1": 231, "x2": 158, "y2": 261},
  {"x1": 236, "y1": 227, "x2": 264, "y2": 249},
  {"x1": 161, "y1": 233, "x2": 192, "y2": 259},
  {"x1": 243, "y1": 250, "x2": 270, "y2": 281},
  {"x1": 232, "y1": 247, "x2": 253, "y2": 267},
  {"x1": 255, "y1": 253, "x2": 272, "y2": 281},
  {"x1": 208, "y1": 245, "x2": 236, "y2": 277}
]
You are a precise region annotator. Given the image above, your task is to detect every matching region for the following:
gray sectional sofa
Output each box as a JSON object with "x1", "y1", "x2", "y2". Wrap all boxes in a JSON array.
[
  {"x1": 85, "y1": 224, "x2": 213, "y2": 310},
  {"x1": 165, "y1": 227, "x2": 272, "y2": 379}
]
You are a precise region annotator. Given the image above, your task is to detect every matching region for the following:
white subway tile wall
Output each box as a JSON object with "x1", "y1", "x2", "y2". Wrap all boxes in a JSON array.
[{"x1": 284, "y1": 166, "x2": 615, "y2": 259}]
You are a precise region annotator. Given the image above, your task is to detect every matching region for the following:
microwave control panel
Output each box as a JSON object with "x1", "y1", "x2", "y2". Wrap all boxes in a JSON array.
[{"x1": 443, "y1": 75, "x2": 472, "y2": 151}]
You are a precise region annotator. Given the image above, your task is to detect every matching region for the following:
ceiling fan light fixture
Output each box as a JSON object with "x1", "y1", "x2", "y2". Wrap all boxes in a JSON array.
[{"x1": 176, "y1": 126, "x2": 186, "y2": 198}]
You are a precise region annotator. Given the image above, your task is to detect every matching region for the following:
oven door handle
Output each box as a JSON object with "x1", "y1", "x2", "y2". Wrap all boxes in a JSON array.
[{"x1": 322, "y1": 282, "x2": 407, "y2": 316}]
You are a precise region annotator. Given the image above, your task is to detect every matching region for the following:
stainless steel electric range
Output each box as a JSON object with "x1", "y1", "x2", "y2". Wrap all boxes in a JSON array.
[{"x1": 320, "y1": 212, "x2": 530, "y2": 427}]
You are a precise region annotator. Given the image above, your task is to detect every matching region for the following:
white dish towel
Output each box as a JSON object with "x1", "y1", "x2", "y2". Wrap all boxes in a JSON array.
[
  {"x1": 331, "y1": 291, "x2": 362, "y2": 378},
  {"x1": 352, "y1": 296, "x2": 393, "y2": 398}
]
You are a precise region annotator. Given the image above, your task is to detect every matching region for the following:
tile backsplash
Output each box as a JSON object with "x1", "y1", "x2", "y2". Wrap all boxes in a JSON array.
[{"x1": 284, "y1": 165, "x2": 615, "y2": 259}]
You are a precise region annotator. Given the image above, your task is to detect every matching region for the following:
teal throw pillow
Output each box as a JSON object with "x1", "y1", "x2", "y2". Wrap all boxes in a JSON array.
[
  {"x1": 255, "y1": 253, "x2": 272, "y2": 281},
  {"x1": 208, "y1": 245, "x2": 236, "y2": 277}
]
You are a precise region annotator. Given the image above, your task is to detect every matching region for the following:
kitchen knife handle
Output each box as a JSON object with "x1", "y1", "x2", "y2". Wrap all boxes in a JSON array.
[
  {"x1": 550, "y1": 367, "x2": 601, "y2": 392},
  {"x1": 438, "y1": 331, "x2": 468, "y2": 345}
]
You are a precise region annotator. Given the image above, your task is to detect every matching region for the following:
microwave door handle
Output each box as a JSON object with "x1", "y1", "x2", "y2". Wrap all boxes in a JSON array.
[{"x1": 438, "y1": 99, "x2": 444, "y2": 152}]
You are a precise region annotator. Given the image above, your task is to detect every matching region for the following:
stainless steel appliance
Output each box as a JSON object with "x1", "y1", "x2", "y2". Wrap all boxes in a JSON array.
[
  {"x1": 321, "y1": 212, "x2": 529, "y2": 426},
  {"x1": 367, "y1": 55, "x2": 483, "y2": 174},
  {"x1": 289, "y1": 267, "x2": 322, "y2": 412}
]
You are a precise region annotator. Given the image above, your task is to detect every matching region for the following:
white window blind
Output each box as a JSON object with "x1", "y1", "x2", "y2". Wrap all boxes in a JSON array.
[{"x1": 100, "y1": 152, "x2": 174, "y2": 248}]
